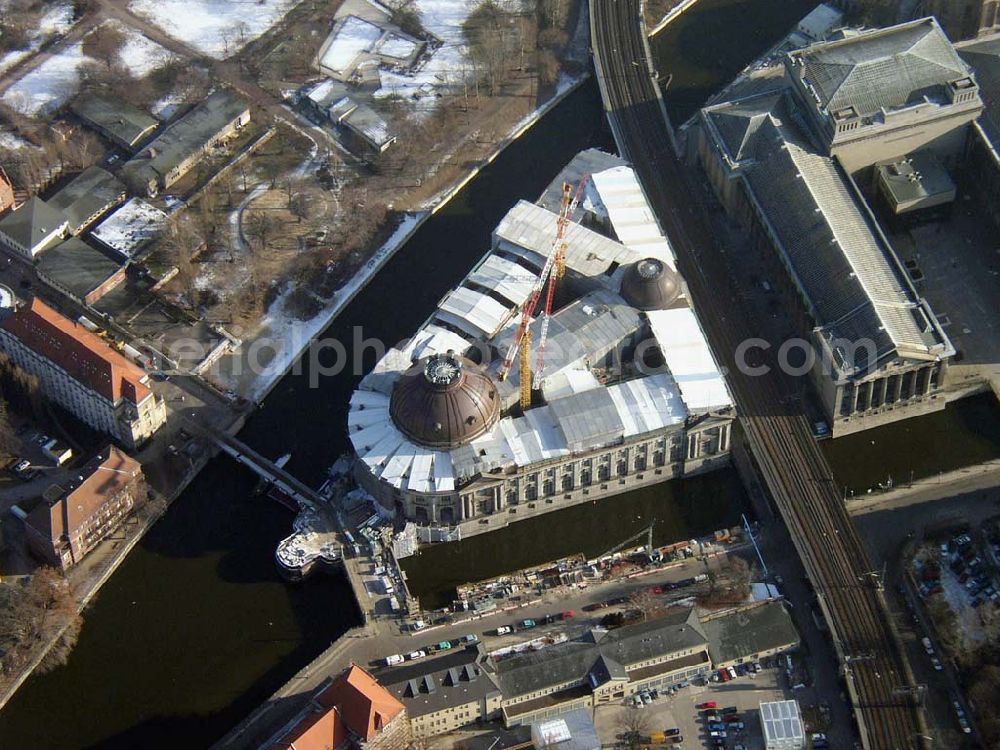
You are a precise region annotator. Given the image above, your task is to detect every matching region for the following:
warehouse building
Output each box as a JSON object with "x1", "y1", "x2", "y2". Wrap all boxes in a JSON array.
[
  {"x1": 48, "y1": 166, "x2": 127, "y2": 235},
  {"x1": 35, "y1": 237, "x2": 127, "y2": 305},
  {"x1": 71, "y1": 95, "x2": 159, "y2": 151},
  {"x1": 0, "y1": 196, "x2": 68, "y2": 259},
  {"x1": 348, "y1": 151, "x2": 734, "y2": 539},
  {"x1": 122, "y1": 89, "x2": 250, "y2": 197}
]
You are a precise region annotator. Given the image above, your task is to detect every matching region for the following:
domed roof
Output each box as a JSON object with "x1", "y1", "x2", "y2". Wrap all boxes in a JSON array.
[
  {"x1": 620, "y1": 258, "x2": 681, "y2": 311},
  {"x1": 389, "y1": 353, "x2": 500, "y2": 449}
]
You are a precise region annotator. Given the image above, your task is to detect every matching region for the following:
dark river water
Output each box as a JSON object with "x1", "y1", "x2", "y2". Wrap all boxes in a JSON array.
[
  {"x1": 2, "y1": 2, "x2": 997, "y2": 748},
  {"x1": 0, "y1": 80, "x2": 612, "y2": 750}
]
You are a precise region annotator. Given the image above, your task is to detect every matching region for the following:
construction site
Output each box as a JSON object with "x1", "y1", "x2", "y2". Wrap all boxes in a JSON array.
[{"x1": 346, "y1": 149, "x2": 735, "y2": 542}]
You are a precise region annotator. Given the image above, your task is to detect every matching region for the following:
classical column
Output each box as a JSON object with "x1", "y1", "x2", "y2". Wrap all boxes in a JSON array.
[
  {"x1": 851, "y1": 383, "x2": 861, "y2": 414},
  {"x1": 874, "y1": 378, "x2": 886, "y2": 408},
  {"x1": 923, "y1": 365, "x2": 934, "y2": 395}
]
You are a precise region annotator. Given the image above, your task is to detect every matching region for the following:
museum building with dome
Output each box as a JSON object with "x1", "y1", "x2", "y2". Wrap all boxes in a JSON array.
[{"x1": 347, "y1": 151, "x2": 735, "y2": 540}]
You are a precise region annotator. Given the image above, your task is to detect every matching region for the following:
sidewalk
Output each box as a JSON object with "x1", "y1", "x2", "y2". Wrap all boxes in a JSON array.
[{"x1": 847, "y1": 459, "x2": 1000, "y2": 516}]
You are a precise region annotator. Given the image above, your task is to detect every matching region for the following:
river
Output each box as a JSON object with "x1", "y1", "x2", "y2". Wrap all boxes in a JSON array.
[{"x1": 0, "y1": 81, "x2": 612, "y2": 750}]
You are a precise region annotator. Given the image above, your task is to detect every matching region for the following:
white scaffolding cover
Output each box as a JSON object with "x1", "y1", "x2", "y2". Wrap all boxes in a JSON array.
[{"x1": 646, "y1": 308, "x2": 733, "y2": 412}]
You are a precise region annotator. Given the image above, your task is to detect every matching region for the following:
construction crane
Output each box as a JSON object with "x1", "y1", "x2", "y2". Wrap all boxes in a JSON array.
[
  {"x1": 496, "y1": 177, "x2": 588, "y2": 409},
  {"x1": 533, "y1": 177, "x2": 588, "y2": 389},
  {"x1": 598, "y1": 521, "x2": 657, "y2": 560}
]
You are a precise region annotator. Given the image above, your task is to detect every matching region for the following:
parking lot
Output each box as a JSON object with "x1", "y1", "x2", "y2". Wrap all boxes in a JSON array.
[{"x1": 593, "y1": 663, "x2": 803, "y2": 750}]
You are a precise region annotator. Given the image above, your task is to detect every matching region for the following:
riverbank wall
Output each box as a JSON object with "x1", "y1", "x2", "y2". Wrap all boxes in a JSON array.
[
  {"x1": 648, "y1": 0, "x2": 701, "y2": 37},
  {"x1": 846, "y1": 459, "x2": 1000, "y2": 515}
]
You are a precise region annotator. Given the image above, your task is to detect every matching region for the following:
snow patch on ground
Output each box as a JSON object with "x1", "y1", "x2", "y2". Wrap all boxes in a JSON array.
[
  {"x1": 115, "y1": 22, "x2": 175, "y2": 76},
  {"x1": 2, "y1": 42, "x2": 86, "y2": 116},
  {"x1": 129, "y1": 0, "x2": 299, "y2": 59},
  {"x1": 0, "y1": 130, "x2": 39, "y2": 151},
  {"x1": 0, "y1": 1, "x2": 75, "y2": 75},
  {"x1": 2, "y1": 24, "x2": 173, "y2": 117},
  {"x1": 373, "y1": 0, "x2": 478, "y2": 106}
]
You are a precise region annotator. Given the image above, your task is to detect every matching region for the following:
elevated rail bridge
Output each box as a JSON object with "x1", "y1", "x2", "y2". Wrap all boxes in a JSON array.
[{"x1": 589, "y1": 1, "x2": 927, "y2": 747}]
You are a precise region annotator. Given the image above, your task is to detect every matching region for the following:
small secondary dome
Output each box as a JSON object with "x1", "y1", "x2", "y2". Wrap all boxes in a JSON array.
[
  {"x1": 389, "y1": 353, "x2": 500, "y2": 449},
  {"x1": 620, "y1": 257, "x2": 681, "y2": 311}
]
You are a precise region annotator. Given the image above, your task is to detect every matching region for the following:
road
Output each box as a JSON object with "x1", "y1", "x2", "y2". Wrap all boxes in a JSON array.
[
  {"x1": 213, "y1": 552, "x2": 727, "y2": 750},
  {"x1": 588, "y1": 0, "x2": 926, "y2": 747}
]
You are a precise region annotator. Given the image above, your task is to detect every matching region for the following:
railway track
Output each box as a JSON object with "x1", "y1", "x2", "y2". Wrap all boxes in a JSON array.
[{"x1": 589, "y1": 1, "x2": 927, "y2": 747}]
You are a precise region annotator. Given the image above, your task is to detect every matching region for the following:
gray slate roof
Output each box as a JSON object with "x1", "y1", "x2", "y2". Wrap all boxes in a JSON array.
[
  {"x1": 492, "y1": 610, "x2": 708, "y2": 699},
  {"x1": 71, "y1": 95, "x2": 158, "y2": 149},
  {"x1": 958, "y1": 34, "x2": 1000, "y2": 148},
  {"x1": 702, "y1": 601, "x2": 799, "y2": 665},
  {"x1": 790, "y1": 17, "x2": 973, "y2": 117},
  {"x1": 0, "y1": 197, "x2": 67, "y2": 250},
  {"x1": 702, "y1": 90, "x2": 952, "y2": 373},
  {"x1": 124, "y1": 89, "x2": 248, "y2": 185},
  {"x1": 375, "y1": 646, "x2": 500, "y2": 717},
  {"x1": 35, "y1": 237, "x2": 124, "y2": 301},
  {"x1": 49, "y1": 167, "x2": 125, "y2": 231}
]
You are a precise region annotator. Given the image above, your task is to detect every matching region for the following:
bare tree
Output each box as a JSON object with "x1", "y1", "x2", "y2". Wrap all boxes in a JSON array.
[
  {"x1": 83, "y1": 24, "x2": 128, "y2": 70},
  {"x1": 628, "y1": 587, "x2": 658, "y2": 622},
  {"x1": 163, "y1": 215, "x2": 204, "y2": 307},
  {"x1": 0, "y1": 568, "x2": 82, "y2": 676},
  {"x1": 464, "y1": 0, "x2": 521, "y2": 96},
  {"x1": 617, "y1": 705, "x2": 652, "y2": 747},
  {"x1": 289, "y1": 190, "x2": 313, "y2": 223},
  {"x1": 0, "y1": 398, "x2": 18, "y2": 460},
  {"x1": 243, "y1": 209, "x2": 278, "y2": 300}
]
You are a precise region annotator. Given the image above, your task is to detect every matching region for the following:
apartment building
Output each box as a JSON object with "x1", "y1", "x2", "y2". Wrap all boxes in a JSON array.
[
  {"x1": 0, "y1": 297, "x2": 166, "y2": 450},
  {"x1": 23, "y1": 445, "x2": 143, "y2": 568}
]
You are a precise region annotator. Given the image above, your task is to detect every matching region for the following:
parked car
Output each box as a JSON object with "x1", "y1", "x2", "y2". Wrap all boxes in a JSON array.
[
  {"x1": 697, "y1": 701, "x2": 718, "y2": 710},
  {"x1": 520, "y1": 619, "x2": 536, "y2": 629},
  {"x1": 460, "y1": 633, "x2": 478, "y2": 644},
  {"x1": 384, "y1": 654, "x2": 404, "y2": 666},
  {"x1": 720, "y1": 706, "x2": 738, "y2": 715},
  {"x1": 406, "y1": 650, "x2": 426, "y2": 661},
  {"x1": 495, "y1": 626, "x2": 512, "y2": 636},
  {"x1": 726, "y1": 667, "x2": 737, "y2": 680},
  {"x1": 665, "y1": 728, "x2": 680, "y2": 736}
]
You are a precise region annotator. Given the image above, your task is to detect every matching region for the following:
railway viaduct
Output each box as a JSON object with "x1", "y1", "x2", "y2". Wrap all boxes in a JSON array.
[{"x1": 588, "y1": 1, "x2": 929, "y2": 746}]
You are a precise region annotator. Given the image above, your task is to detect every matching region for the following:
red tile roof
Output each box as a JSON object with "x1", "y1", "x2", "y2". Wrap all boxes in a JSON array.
[
  {"x1": 269, "y1": 705, "x2": 346, "y2": 750},
  {"x1": 0, "y1": 298, "x2": 150, "y2": 404},
  {"x1": 27, "y1": 445, "x2": 141, "y2": 546},
  {"x1": 317, "y1": 665, "x2": 405, "y2": 742}
]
